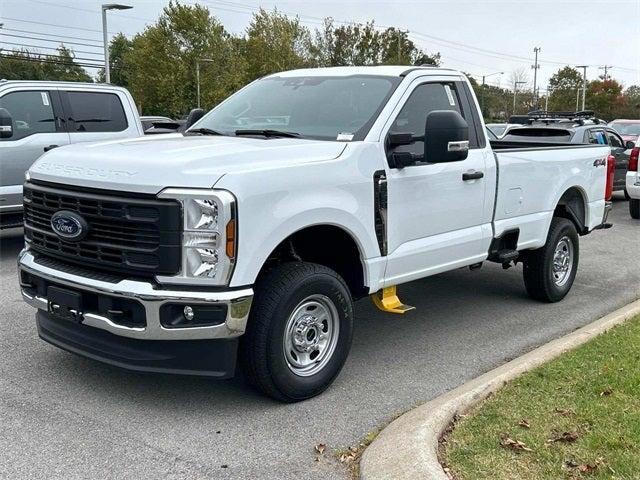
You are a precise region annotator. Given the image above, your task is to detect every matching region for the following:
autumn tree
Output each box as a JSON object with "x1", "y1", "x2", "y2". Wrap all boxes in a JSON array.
[{"x1": 586, "y1": 79, "x2": 624, "y2": 120}]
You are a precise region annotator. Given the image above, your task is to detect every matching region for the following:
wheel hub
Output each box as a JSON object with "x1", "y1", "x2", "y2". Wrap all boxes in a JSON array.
[{"x1": 552, "y1": 236, "x2": 574, "y2": 287}]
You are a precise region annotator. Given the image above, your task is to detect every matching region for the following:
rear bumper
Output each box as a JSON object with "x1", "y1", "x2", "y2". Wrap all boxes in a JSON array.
[{"x1": 37, "y1": 310, "x2": 239, "y2": 378}]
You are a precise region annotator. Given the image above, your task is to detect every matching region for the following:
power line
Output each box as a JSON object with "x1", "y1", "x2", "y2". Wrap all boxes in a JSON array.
[
  {"x1": 1, "y1": 27, "x2": 103, "y2": 44},
  {"x1": 0, "y1": 32, "x2": 104, "y2": 49},
  {"x1": 0, "y1": 53, "x2": 103, "y2": 69},
  {"x1": 0, "y1": 41, "x2": 104, "y2": 59},
  {"x1": 0, "y1": 46, "x2": 104, "y2": 63}
]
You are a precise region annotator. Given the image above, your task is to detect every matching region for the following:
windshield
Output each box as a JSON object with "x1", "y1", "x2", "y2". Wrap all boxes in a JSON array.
[
  {"x1": 191, "y1": 75, "x2": 400, "y2": 141},
  {"x1": 609, "y1": 122, "x2": 640, "y2": 136}
]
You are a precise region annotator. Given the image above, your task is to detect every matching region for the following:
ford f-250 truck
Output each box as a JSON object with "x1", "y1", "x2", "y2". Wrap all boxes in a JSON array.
[{"x1": 18, "y1": 66, "x2": 614, "y2": 402}]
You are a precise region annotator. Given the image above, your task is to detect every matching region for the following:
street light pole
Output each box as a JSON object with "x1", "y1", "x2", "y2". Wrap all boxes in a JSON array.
[
  {"x1": 101, "y1": 3, "x2": 132, "y2": 84},
  {"x1": 196, "y1": 58, "x2": 215, "y2": 109},
  {"x1": 576, "y1": 65, "x2": 588, "y2": 111},
  {"x1": 480, "y1": 71, "x2": 503, "y2": 118},
  {"x1": 513, "y1": 81, "x2": 526, "y2": 114}
]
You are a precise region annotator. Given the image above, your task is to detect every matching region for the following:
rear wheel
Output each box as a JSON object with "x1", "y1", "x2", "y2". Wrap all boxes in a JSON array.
[
  {"x1": 240, "y1": 262, "x2": 354, "y2": 402},
  {"x1": 630, "y1": 199, "x2": 640, "y2": 219},
  {"x1": 523, "y1": 217, "x2": 579, "y2": 302}
]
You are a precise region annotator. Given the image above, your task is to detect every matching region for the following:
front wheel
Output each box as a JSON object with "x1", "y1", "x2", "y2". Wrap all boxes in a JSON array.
[
  {"x1": 523, "y1": 217, "x2": 579, "y2": 303},
  {"x1": 240, "y1": 262, "x2": 354, "y2": 402},
  {"x1": 630, "y1": 199, "x2": 640, "y2": 219}
]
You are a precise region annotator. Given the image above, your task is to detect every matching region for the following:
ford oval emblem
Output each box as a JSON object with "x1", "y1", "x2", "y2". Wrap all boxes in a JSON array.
[{"x1": 50, "y1": 210, "x2": 88, "y2": 242}]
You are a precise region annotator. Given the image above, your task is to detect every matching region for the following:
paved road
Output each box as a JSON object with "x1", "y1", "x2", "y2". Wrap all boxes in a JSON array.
[{"x1": 1, "y1": 197, "x2": 638, "y2": 480}]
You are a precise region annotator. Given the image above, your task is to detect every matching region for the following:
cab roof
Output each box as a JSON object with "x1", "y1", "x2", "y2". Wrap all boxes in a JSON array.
[{"x1": 267, "y1": 65, "x2": 462, "y2": 78}]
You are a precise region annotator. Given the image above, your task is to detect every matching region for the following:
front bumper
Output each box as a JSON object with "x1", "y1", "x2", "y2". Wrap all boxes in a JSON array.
[{"x1": 18, "y1": 250, "x2": 253, "y2": 341}]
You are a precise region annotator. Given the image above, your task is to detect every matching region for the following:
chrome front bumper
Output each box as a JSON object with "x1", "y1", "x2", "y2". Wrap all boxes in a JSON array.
[{"x1": 18, "y1": 250, "x2": 253, "y2": 341}]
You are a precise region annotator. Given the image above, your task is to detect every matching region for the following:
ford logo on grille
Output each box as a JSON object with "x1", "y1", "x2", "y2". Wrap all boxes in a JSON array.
[{"x1": 50, "y1": 210, "x2": 88, "y2": 242}]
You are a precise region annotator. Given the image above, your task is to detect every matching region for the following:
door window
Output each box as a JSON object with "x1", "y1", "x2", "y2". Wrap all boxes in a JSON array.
[
  {"x1": 586, "y1": 129, "x2": 607, "y2": 145},
  {"x1": 0, "y1": 90, "x2": 56, "y2": 141},
  {"x1": 66, "y1": 92, "x2": 128, "y2": 132},
  {"x1": 390, "y1": 83, "x2": 463, "y2": 156},
  {"x1": 605, "y1": 130, "x2": 623, "y2": 148}
]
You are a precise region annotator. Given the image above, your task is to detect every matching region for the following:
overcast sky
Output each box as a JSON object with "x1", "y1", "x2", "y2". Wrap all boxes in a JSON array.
[{"x1": 1, "y1": 0, "x2": 639, "y2": 91}]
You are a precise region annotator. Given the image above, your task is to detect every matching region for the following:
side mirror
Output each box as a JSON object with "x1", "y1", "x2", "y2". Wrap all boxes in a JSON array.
[
  {"x1": 625, "y1": 140, "x2": 635, "y2": 150},
  {"x1": 424, "y1": 110, "x2": 469, "y2": 162},
  {"x1": 185, "y1": 108, "x2": 205, "y2": 129},
  {"x1": 0, "y1": 108, "x2": 13, "y2": 139}
]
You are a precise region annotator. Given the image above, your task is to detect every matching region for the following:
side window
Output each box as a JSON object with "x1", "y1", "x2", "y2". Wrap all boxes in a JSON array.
[
  {"x1": 390, "y1": 82, "x2": 463, "y2": 156},
  {"x1": 606, "y1": 131, "x2": 623, "y2": 148},
  {"x1": 586, "y1": 129, "x2": 607, "y2": 145},
  {"x1": 66, "y1": 92, "x2": 128, "y2": 132},
  {"x1": 0, "y1": 91, "x2": 56, "y2": 141}
]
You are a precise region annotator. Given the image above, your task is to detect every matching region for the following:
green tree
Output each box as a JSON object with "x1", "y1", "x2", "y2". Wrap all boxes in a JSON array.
[
  {"x1": 586, "y1": 79, "x2": 624, "y2": 120},
  {"x1": 0, "y1": 46, "x2": 92, "y2": 82},
  {"x1": 244, "y1": 9, "x2": 312, "y2": 79},
  {"x1": 97, "y1": 33, "x2": 133, "y2": 86},
  {"x1": 548, "y1": 66, "x2": 582, "y2": 111},
  {"x1": 619, "y1": 85, "x2": 640, "y2": 119}
]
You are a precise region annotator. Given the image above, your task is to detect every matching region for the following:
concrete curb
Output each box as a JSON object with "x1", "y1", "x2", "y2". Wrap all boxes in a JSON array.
[{"x1": 359, "y1": 299, "x2": 640, "y2": 480}]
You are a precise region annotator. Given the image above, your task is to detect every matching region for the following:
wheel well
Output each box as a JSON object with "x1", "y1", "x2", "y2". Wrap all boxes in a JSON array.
[
  {"x1": 258, "y1": 225, "x2": 367, "y2": 299},
  {"x1": 554, "y1": 187, "x2": 587, "y2": 234}
]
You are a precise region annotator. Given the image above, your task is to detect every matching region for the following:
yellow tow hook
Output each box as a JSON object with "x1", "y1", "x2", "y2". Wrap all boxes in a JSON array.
[{"x1": 371, "y1": 286, "x2": 415, "y2": 314}]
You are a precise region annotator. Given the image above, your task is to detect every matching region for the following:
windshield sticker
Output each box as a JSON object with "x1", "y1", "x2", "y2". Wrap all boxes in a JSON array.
[
  {"x1": 337, "y1": 132, "x2": 354, "y2": 141},
  {"x1": 41, "y1": 92, "x2": 50, "y2": 106},
  {"x1": 444, "y1": 85, "x2": 456, "y2": 106}
]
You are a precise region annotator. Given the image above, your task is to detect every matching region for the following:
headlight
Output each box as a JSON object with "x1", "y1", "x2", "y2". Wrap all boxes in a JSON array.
[{"x1": 156, "y1": 188, "x2": 237, "y2": 285}]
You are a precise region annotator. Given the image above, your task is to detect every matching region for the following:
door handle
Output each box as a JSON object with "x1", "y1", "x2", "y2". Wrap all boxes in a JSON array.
[
  {"x1": 44, "y1": 145, "x2": 59, "y2": 152},
  {"x1": 462, "y1": 171, "x2": 484, "y2": 181}
]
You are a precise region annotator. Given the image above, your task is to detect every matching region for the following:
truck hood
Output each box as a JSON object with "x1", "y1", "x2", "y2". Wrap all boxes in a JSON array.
[{"x1": 29, "y1": 134, "x2": 347, "y2": 194}]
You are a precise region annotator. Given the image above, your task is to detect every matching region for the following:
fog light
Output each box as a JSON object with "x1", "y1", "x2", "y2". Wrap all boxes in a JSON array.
[{"x1": 184, "y1": 305, "x2": 195, "y2": 321}]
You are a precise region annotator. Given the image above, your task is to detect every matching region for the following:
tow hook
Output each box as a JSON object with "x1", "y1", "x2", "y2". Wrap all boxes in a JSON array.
[{"x1": 371, "y1": 286, "x2": 415, "y2": 314}]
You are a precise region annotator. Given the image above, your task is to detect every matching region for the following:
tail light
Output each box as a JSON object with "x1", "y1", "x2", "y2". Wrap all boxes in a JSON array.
[
  {"x1": 630, "y1": 146, "x2": 639, "y2": 172},
  {"x1": 605, "y1": 154, "x2": 616, "y2": 201}
]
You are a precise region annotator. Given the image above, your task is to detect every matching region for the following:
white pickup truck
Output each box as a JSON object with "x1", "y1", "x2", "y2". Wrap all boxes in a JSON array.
[{"x1": 18, "y1": 66, "x2": 614, "y2": 401}]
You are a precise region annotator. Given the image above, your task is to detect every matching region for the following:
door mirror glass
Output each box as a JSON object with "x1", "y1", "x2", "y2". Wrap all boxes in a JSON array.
[
  {"x1": 625, "y1": 140, "x2": 635, "y2": 150},
  {"x1": 185, "y1": 108, "x2": 205, "y2": 129},
  {"x1": 424, "y1": 110, "x2": 469, "y2": 162},
  {"x1": 0, "y1": 108, "x2": 13, "y2": 139}
]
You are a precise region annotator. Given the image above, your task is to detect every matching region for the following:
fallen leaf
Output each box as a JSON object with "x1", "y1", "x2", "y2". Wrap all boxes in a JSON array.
[
  {"x1": 500, "y1": 436, "x2": 532, "y2": 452},
  {"x1": 548, "y1": 431, "x2": 580, "y2": 443},
  {"x1": 565, "y1": 459, "x2": 579, "y2": 468},
  {"x1": 518, "y1": 419, "x2": 531, "y2": 429},
  {"x1": 554, "y1": 407, "x2": 576, "y2": 416},
  {"x1": 578, "y1": 463, "x2": 597, "y2": 473},
  {"x1": 600, "y1": 388, "x2": 613, "y2": 397},
  {"x1": 339, "y1": 453, "x2": 356, "y2": 463},
  {"x1": 314, "y1": 443, "x2": 326, "y2": 455}
]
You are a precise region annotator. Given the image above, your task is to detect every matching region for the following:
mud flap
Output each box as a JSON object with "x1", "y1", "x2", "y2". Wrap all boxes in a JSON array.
[{"x1": 371, "y1": 286, "x2": 415, "y2": 314}]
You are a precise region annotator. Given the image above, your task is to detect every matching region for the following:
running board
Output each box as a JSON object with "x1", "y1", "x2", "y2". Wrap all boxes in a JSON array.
[{"x1": 371, "y1": 286, "x2": 415, "y2": 314}]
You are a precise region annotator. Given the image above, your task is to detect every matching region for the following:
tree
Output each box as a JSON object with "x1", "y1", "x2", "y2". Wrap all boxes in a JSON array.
[
  {"x1": 97, "y1": 33, "x2": 133, "y2": 86},
  {"x1": 618, "y1": 85, "x2": 640, "y2": 119},
  {"x1": 586, "y1": 79, "x2": 624, "y2": 120},
  {"x1": 547, "y1": 66, "x2": 582, "y2": 111},
  {"x1": 244, "y1": 9, "x2": 313, "y2": 79},
  {"x1": 123, "y1": 1, "x2": 246, "y2": 116},
  {"x1": 0, "y1": 46, "x2": 92, "y2": 82}
]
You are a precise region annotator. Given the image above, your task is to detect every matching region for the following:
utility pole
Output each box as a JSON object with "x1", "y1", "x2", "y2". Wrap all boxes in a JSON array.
[
  {"x1": 101, "y1": 3, "x2": 133, "y2": 83},
  {"x1": 531, "y1": 47, "x2": 541, "y2": 109},
  {"x1": 576, "y1": 65, "x2": 588, "y2": 111},
  {"x1": 481, "y1": 71, "x2": 503, "y2": 118},
  {"x1": 599, "y1": 65, "x2": 613, "y2": 81},
  {"x1": 513, "y1": 80, "x2": 526, "y2": 114}
]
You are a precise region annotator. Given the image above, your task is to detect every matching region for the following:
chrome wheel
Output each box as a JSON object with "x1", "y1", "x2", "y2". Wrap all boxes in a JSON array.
[
  {"x1": 283, "y1": 294, "x2": 340, "y2": 377},
  {"x1": 552, "y1": 236, "x2": 573, "y2": 287}
]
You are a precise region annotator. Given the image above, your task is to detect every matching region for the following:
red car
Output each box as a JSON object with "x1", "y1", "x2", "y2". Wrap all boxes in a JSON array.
[{"x1": 608, "y1": 119, "x2": 640, "y2": 143}]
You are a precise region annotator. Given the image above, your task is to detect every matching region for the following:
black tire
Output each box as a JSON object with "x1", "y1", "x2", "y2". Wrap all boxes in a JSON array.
[
  {"x1": 624, "y1": 189, "x2": 631, "y2": 200},
  {"x1": 523, "y1": 217, "x2": 579, "y2": 303},
  {"x1": 240, "y1": 262, "x2": 354, "y2": 402},
  {"x1": 630, "y1": 199, "x2": 640, "y2": 219}
]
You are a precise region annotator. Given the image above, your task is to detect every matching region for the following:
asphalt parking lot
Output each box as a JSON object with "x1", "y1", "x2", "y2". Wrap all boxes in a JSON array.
[{"x1": 1, "y1": 196, "x2": 638, "y2": 480}]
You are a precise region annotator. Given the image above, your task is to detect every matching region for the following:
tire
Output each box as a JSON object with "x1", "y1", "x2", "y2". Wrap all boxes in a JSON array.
[
  {"x1": 624, "y1": 189, "x2": 631, "y2": 200},
  {"x1": 240, "y1": 262, "x2": 354, "y2": 402},
  {"x1": 630, "y1": 199, "x2": 640, "y2": 219},
  {"x1": 523, "y1": 217, "x2": 579, "y2": 303}
]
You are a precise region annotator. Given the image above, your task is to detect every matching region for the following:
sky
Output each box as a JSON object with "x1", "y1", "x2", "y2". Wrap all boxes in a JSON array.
[{"x1": 1, "y1": 0, "x2": 639, "y2": 92}]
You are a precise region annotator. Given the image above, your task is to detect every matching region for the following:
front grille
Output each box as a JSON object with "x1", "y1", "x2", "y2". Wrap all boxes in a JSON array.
[{"x1": 24, "y1": 182, "x2": 182, "y2": 277}]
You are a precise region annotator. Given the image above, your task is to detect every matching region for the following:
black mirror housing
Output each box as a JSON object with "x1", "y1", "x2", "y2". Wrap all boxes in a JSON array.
[
  {"x1": 625, "y1": 140, "x2": 635, "y2": 150},
  {"x1": 424, "y1": 110, "x2": 469, "y2": 162},
  {"x1": 0, "y1": 108, "x2": 13, "y2": 139},
  {"x1": 185, "y1": 108, "x2": 205, "y2": 129}
]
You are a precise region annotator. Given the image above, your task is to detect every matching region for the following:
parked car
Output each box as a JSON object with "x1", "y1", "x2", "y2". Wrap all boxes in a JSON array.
[
  {"x1": 0, "y1": 81, "x2": 144, "y2": 228},
  {"x1": 608, "y1": 119, "x2": 640, "y2": 143},
  {"x1": 502, "y1": 123, "x2": 634, "y2": 196},
  {"x1": 140, "y1": 115, "x2": 174, "y2": 131},
  {"x1": 627, "y1": 140, "x2": 639, "y2": 218},
  {"x1": 485, "y1": 127, "x2": 498, "y2": 140},
  {"x1": 18, "y1": 66, "x2": 613, "y2": 401},
  {"x1": 485, "y1": 122, "x2": 520, "y2": 138}
]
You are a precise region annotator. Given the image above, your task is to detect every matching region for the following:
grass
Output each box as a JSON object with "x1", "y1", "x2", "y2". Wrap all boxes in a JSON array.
[{"x1": 441, "y1": 314, "x2": 640, "y2": 480}]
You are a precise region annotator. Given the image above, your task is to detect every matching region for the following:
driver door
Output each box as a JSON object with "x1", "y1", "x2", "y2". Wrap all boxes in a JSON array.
[{"x1": 383, "y1": 79, "x2": 492, "y2": 286}]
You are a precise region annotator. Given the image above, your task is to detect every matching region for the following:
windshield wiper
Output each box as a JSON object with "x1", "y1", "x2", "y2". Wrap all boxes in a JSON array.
[
  {"x1": 185, "y1": 127, "x2": 225, "y2": 136},
  {"x1": 234, "y1": 129, "x2": 301, "y2": 138}
]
